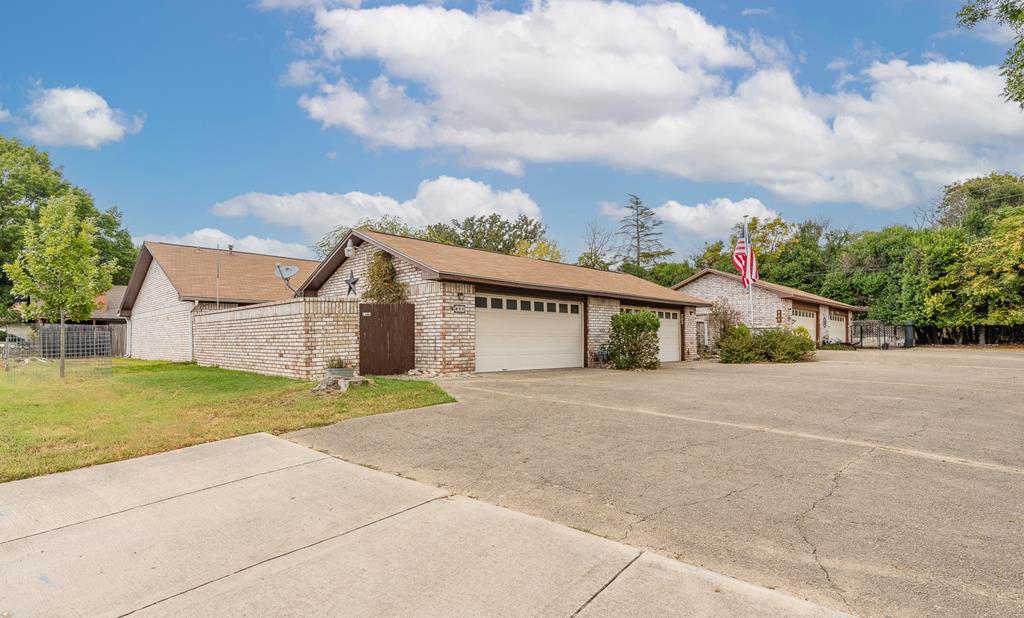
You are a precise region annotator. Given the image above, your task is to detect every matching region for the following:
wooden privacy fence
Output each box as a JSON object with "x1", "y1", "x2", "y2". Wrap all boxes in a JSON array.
[{"x1": 359, "y1": 303, "x2": 415, "y2": 375}]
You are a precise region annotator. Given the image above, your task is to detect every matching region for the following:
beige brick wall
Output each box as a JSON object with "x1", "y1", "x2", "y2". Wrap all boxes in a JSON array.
[
  {"x1": 683, "y1": 306, "x2": 698, "y2": 360},
  {"x1": 318, "y1": 242, "x2": 477, "y2": 374},
  {"x1": 680, "y1": 273, "x2": 788, "y2": 330},
  {"x1": 193, "y1": 298, "x2": 359, "y2": 380},
  {"x1": 127, "y1": 261, "x2": 193, "y2": 361},
  {"x1": 585, "y1": 296, "x2": 619, "y2": 367}
]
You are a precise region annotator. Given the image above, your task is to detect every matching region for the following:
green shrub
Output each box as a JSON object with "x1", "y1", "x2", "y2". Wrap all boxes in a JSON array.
[
  {"x1": 793, "y1": 326, "x2": 811, "y2": 339},
  {"x1": 719, "y1": 327, "x2": 815, "y2": 364},
  {"x1": 607, "y1": 310, "x2": 660, "y2": 370},
  {"x1": 820, "y1": 342, "x2": 856, "y2": 351}
]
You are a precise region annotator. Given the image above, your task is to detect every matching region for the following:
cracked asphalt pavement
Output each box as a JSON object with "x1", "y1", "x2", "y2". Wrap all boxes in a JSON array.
[{"x1": 287, "y1": 348, "x2": 1024, "y2": 617}]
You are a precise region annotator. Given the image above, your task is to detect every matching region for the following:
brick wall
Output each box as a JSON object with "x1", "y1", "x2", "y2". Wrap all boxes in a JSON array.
[
  {"x1": 679, "y1": 273, "x2": 787, "y2": 330},
  {"x1": 683, "y1": 306, "x2": 698, "y2": 360},
  {"x1": 318, "y1": 242, "x2": 478, "y2": 374},
  {"x1": 127, "y1": 261, "x2": 193, "y2": 361},
  {"x1": 193, "y1": 298, "x2": 359, "y2": 380},
  {"x1": 585, "y1": 296, "x2": 619, "y2": 367}
]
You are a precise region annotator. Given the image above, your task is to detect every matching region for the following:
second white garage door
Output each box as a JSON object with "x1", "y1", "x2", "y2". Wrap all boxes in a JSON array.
[
  {"x1": 792, "y1": 308, "x2": 817, "y2": 338},
  {"x1": 475, "y1": 295, "x2": 583, "y2": 372}
]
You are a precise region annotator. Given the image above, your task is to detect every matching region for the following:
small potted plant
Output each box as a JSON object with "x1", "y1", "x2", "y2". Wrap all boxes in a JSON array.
[{"x1": 325, "y1": 358, "x2": 356, "y2": 379}]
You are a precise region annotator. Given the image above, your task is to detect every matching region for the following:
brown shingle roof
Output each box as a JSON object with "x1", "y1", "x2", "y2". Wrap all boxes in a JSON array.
[
  {"x1": 121, "y1": 242, "x2": 320, "y2": 313},
  {"x1": 673, "y1": 268, "x2": 859, "y2": 311},
  {"x1": 302, "y1": 230, "x2": 710, "y2": 307},
  {"x1": 91, "y1": 285, "x2": 127, "y2": 320}
]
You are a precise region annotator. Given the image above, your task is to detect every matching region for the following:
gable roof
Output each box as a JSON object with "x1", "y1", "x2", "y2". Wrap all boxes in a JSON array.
[
  {"x1": 300, "y1": 229, "x2": 710, "y2": 307},
  {"x1": 120, "y1": 242, "x2": 321, "y2": 314},
  {"x1": 91, "y1": 285, "x2": 127, "y2": 320},
  {"x1": 672, "y1": 268, "x2": 859, "y2": 311}
]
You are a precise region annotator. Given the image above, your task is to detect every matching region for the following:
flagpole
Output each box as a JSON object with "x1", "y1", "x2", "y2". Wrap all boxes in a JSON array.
[{"x1": 743, "y1": 216, "x2": 753, "y2": 327}]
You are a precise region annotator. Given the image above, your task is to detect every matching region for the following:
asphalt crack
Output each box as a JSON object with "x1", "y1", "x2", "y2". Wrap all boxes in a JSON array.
[{"x1": 792, "y1": 453, "x2": 872, "y2": 614}]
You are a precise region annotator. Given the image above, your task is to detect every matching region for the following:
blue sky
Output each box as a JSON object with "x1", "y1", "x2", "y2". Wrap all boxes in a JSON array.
[{"x1": 1, "y1": 0, "x2": 1018, "y2": 260}]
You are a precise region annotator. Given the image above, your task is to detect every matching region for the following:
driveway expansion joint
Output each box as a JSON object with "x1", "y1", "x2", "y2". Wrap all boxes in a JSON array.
[
  {"x1": 569, "y1": 550, "x2": 644, "y2": 617},
  {"x1": 118, "y1": 492, "x2": 451, "y2": 617},
  {"x1": 0, "y1": 455, "x2": 332, "y2": 547}
]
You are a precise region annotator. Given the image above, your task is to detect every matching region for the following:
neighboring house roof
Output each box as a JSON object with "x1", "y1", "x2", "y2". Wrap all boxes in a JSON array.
[
  {"x1": 120, "y1": 242, "x2": 321, "y2": 315},
  {"x1": 672, "y1": 268, "x2": 859, "y2": 311},
  {"x1": 300, "y1": 229, "x2": 711, "y2": 307},
  {"x1": 91, "y1": 285, "x2": 127, "y2": 320}
]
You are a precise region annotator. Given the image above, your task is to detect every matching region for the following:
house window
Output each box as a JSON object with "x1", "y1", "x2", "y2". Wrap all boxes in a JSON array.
[
  {"x1": 570, "y1": 305, "x2": 580, "y2": 314},
  {"x1": 491, "y1": 298, "x2": 503, "y2": 309},
  {"x1": 521, "y1": 301, "x2": 531, "y2": 311},
  {"x1": 475, "y1": 297, "x2": 487, "y2": 308},
  {"x1": 559, "y1": 303, "x2": 568, "y2": 313},
  {"x1": 534, "y1": 301, "x2": 544, "y2": 311},
  {"x1": 547, "y1": 302, "x2": 556, "y2": 312},
  {"x1": 507, "y1": 299, "x2": 518, "y2": 310},
  {"x1": 672, "y1": 312, "x2": 678, "y2": 319}
]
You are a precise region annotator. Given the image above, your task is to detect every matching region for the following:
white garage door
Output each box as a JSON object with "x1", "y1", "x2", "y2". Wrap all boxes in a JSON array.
[
  {"x1": 828, "y1": 313, "x2": 847, "y2": 343},
  {"x1": 620, "y1": 307, "x2": 681, "y2": 363},
  {"x1": 475, "y1": 295, "x2": 583, "y2": 372},
  {"x1": 657, "y1": 310, "x2": 680, "y2": 362},
  {"x1": 792, "y1": 308, "x2": 817, "y2": 339}
]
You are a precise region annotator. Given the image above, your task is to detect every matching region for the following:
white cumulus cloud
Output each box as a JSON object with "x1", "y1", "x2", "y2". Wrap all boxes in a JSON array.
[
  {"x1": 212, "y1": 176, "x2": 541, "y2": 239},
  {"x1": 279, "y1": 0, "x2": 1024, "y2": 209},
  {"x1": 657, "y1": 197, "x2": 778, "y2": 239},
  {"x1": 22, "y1": 86, "x2": 144, "y2": 148},
  {"x1": 134, "y1": 228, "x2": 315, "y2": 259},
  {"x1": 0, "y1": 107, "x2": 11, "y2": 122}
]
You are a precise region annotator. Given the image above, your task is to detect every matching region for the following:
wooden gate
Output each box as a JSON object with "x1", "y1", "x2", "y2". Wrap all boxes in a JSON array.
[{"x1": 359, "y1": 303, "x2": 415, "y2": 375}]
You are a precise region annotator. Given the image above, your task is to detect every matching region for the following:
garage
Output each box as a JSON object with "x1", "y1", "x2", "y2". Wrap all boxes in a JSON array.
[
  {"x1": 828, "y1": 312, "x2": 848, "y2": 343},
  {"x1": 621, "y1": 307, "x2": 681, "y2": 363},
  {"x1": 792, "y1": 308, "x2": 817, "y2": 337},
  {"x1": 474, "y1": 294, "x2": 583, "y2": 372},
  {"x1": 657, "y1": 310, "x2": 681, "y2": 362}
]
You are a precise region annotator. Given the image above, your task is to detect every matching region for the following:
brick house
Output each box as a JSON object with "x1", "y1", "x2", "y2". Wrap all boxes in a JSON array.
[
  {"x1": 118, "y1": 242, "x2": 320, "y2": 361},
  {"x1": 672, "y1": 268, "x2": 858, "y2": 346},
  {"x1": 291, "y1": 229, "x2": 711, "y2": 375}
]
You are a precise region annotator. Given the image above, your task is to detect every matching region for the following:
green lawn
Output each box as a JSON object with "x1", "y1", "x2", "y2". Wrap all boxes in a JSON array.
[{"x1": 0, "y1": 359, "x2": 454, "y2": 482}]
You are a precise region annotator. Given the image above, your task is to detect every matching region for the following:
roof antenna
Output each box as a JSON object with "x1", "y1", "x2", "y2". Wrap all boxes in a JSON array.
[{"x1": 275, "y1": 263, "x2": 300, "y2": 294}]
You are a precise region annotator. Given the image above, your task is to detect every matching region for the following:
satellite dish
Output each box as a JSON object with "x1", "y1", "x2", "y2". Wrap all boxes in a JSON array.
[
  {"x1": 275, "y1": 263, "x2": 300, "y2": 280},
  {"x1": 275, "y1": 263, "x2": 301, "y2": 293}
]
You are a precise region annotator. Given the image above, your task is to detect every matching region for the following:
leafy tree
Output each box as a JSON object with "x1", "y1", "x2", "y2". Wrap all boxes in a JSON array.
[
  {"x1": 616, "y1": 194, "x2": 673, "y2": 267},
  {"x1": 645, "y1": 262, "x2": 695, "y2": 287},
  {"x1": 957, "y1": 1, "x2": 1024, "y2": 108},
  {"x1": 315, "y1": 214, "x2": 424, "y2": 258},
  {"x1": 1, "y1": 136, "x2": 136, "y2": 308},
  {"x1": 3, "y1": 194, "x2": 116, "y2": 377},
  {"x1": 691, "y1": 240, "x2": 732, "y2": 271},
  {"x1": 928, "y1": 172, "x2": 1024, "y2": 237},
  {"x1": 513, "y1": 237, "x2": 563, "y2": 262},
  {"x1": 576, "y1": 223, "x2": 616, "y2": 270},
  {"x1": 959, "y1": 206, "x2": 1024, "y2": 327},
  {"x1": 426, "y1": 214, "x2": 547, "y2": 254}
]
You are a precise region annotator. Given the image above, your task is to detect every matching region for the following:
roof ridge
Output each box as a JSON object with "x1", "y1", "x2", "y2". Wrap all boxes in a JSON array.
[
  {"x1": 143, "y1": 240, "x2": 319, "y2": 263},
  {"x1": 359, "y1": 229, "x2": 644, "y2": 278}
]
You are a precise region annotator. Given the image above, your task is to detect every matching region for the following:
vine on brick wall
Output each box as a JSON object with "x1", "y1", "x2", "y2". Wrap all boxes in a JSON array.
[{"x1": 363, "y1": 251, "x2": 405, "y2": 303}]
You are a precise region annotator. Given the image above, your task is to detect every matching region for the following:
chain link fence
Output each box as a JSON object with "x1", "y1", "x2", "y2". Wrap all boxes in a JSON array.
[{"x1": 2, "y1": 324, "x2": 113, "y2": 381}]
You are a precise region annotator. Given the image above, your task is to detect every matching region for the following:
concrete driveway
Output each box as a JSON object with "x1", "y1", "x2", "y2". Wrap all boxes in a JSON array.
[
  {"x1": 288, "y1": 348, "x2": 1024, "y2": 617},
  {"x1": 0, "y1": 433, "x2": 841, "y2": 617}
]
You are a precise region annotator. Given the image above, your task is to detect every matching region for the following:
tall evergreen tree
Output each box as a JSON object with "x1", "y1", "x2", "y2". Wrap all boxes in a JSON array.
[{"x1": 616, "y1": 194, "x2": 673, "y2": 268}]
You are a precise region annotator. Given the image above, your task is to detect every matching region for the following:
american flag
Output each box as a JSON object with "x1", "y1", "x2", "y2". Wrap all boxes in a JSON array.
[{"x1": 732, "y1": 222, "x2": 759, "y2": 288}]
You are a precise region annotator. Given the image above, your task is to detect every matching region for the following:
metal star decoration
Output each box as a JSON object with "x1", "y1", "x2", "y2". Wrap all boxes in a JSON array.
[{"x1": 345, "y1": 270, "x2": 359, "y2": 296}]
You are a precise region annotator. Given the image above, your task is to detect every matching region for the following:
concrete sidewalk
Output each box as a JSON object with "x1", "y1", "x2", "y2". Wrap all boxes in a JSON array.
[{"x1": 0, "y1": 434, "x2": 846, "y2": 617}]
